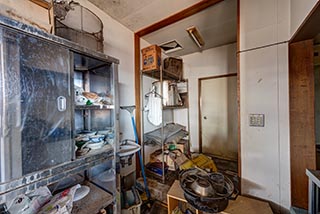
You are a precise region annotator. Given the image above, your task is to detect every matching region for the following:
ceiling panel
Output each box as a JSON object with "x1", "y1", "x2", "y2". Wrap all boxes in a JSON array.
[
  {"x1": 87, "y1": 0, "x2": 201, "y2": 31},
  {"x1": 142, "y1": 0, "x2": 237, "y2": 56}
]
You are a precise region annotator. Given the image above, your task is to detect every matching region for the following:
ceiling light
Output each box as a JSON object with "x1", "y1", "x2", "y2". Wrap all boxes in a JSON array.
[{"x1": 186, "y1": 26, "x2": 205, "y2": 48}]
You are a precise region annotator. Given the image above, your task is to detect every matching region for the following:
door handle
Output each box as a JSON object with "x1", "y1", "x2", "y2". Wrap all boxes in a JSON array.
[
  {"x1": 57, "y1": 96, "x2": 67, "y2": 112},
  {"x1": 204, "y1": 116, "x2": 207, "y2": 120}
]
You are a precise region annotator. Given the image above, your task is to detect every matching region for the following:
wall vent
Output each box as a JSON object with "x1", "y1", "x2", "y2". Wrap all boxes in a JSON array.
[{"x1": 159, "y1": 40, "x2": 183, "y2": 54}]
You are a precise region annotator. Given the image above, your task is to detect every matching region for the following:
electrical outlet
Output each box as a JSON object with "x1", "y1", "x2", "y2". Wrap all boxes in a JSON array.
[{"x1": 249, "y1": 114, "x2": 265, "y2": 127}]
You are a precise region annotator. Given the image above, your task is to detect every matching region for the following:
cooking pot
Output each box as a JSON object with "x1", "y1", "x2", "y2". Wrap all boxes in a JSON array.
[
  {"x1": 152, "y1": 80, "x2": 182, "y2": 106},
  {"x1": 180, "y1": 168, "x2": 239, "y2": 213}
]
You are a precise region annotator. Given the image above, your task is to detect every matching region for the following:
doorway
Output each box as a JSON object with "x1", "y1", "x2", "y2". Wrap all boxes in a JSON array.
[{"x1": 199, "y1": 73, "x2": 238, "y2": 172}]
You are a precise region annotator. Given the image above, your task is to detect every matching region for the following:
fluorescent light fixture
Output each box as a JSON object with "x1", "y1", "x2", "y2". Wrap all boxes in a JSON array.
[{"x1": 186, "y1": 26, "x2": 205, "y2": 48}]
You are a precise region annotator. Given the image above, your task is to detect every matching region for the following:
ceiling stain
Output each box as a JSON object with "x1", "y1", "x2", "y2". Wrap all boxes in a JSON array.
[{"x1": 87, "y1": 0, "x2": 200, "y2": 31}]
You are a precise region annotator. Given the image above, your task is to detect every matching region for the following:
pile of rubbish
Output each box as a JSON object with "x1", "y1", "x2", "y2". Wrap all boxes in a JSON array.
[{"x1": 3, "y1": 184, "x2": 84, "y2": 214}]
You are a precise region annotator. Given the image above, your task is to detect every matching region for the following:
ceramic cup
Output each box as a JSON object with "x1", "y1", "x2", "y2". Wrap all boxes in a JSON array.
[{"x1": 75, "y1": 95, "x2": 88, "y2": 105}]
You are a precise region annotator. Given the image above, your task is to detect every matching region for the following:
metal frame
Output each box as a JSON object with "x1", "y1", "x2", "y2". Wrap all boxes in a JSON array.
[
  {"x1": 0, "y1": 16, "x2": 120, "y2": 210},
  {"x1": 306, "y1": 169, "x2": 320, "y2": 213}
]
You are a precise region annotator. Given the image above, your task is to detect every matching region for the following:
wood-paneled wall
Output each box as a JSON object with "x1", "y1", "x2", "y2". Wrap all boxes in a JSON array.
[{"x1": 289, "y1": 40, "x2": 316, "y2": 209}]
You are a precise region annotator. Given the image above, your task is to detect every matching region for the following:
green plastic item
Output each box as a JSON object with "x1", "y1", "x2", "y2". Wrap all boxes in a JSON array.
[
  {"x1": 169, "y1": 144, "x2": 176, "y2": 150},
  {"x1": 86, "y1": 100, "x2": 93, "y2": 105}
]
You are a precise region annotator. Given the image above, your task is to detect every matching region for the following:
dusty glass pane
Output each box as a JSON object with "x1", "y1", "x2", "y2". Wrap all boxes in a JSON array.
[{"x1": 0, "y1": 27, "x2": 72, "y2": 182}]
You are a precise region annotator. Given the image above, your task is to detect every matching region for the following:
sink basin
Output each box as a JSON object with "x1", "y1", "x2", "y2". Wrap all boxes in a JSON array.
[{"x1": 118, "y1": 140, "x2": 140, "y2": 157}]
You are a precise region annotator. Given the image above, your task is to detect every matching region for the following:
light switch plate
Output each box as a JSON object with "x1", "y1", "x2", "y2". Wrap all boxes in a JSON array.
[{"x1": 249, "y1": 114, "x2": 265, "y2": 127}]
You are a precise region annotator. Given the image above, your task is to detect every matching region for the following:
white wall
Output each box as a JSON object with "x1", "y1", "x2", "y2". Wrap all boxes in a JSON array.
[
  {"x1": 182, "y1": 43, "x2": 237, "y2": 152},
  {"x1": 239, "y1": 0, "x2": 291, "y2": 212},
  {"x1": 290, "y1": 0, "x2": 318, "y2": 36},
  {"x1": 240, "y1": 43, "x2": 290, "y2": 212},
  {"x1": 239, "y1": 0, "x2": 290, "y2": 51},
  {"x1": 240, "y1": 0, "x2": 320, "y2": 211}
]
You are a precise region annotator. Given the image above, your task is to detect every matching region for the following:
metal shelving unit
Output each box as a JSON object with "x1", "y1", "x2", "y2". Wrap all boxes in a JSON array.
[
  {"x1": 141, "y1": 66, "x2": 189, "y2": 183},
  {"x1": 73, "y1": 51, "x2": 120, "y2": 212}
]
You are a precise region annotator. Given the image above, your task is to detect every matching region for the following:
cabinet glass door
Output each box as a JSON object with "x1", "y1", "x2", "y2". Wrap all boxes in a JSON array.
[{"x1": 0, "y1": 27, "x2": 72, "y2": 182}]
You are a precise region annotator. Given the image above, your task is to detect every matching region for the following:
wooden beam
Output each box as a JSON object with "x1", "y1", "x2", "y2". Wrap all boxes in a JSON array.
[
  {"x1": 135, "y1": 0, "x2": 225, "y2": 37},
  {"x1": 49, "y1": 0, "x2": 55, "y2": 34},
  {"x1": 237, "y1": 0, "x2": 241, "y2": 189},
  {"x1": 134, "y1": 33, "x2": 141, "y2": 142},
  {"x1": 29, "y1": 0, "x2": 50, "y2": 9},
  {"x1": 289, "y1": 40, "x2": 316, "y2": 209},
  {"x1": 134, "y1": 33, "x2": 142, "y2": 176}
]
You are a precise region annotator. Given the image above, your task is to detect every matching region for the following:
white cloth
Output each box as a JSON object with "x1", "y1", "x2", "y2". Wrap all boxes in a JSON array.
[{"x1": 145, "y1": 94, "x2": 162, "y2": 126}]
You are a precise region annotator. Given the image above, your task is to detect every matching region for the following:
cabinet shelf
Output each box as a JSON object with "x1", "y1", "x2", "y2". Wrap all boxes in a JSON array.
[
  {"x1": 0, "y1": 150, "x2": 114, "y2": 201},
  {"x1": 75, "y1": 104, "x2": 115, "y2": 110},
  {"x1": 71, "y1": 181, "x2": 114, "y2": 214},
  {"x1": 163, "y1": 105, "x2": 187, "y2": 110},
  {"x1": 75, "y1": 144, "x2": 114, "y2": 159},
  {"x1": 141, "y1": 69, "x2": 180, "y2": 81}
]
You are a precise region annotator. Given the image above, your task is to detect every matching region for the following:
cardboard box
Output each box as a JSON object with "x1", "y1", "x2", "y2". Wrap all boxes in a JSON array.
[
  {"x1": 170, "y1": 151, "x2": 189, "y2": 167},
  {"x1": 175, "y1": 139, "x2": 189, "y2": 154},
  {"x1": 149, "y1": 149, "x2": 176, "y2": 171},
  {"x1": 137, "y1": 177, "x2": 170, "y2": 202},
  {"x1": 163, "y1": 57, "x2": 183, "y2": 80},
  {"x1": 141, "y1": 45, "x2": 161, "y2": 71}
]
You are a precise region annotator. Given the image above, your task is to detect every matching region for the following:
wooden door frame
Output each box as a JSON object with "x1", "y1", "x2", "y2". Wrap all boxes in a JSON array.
[
  {"x1": 133, "y1": 0, "x2": 228, "y2": 174},
  {"x1": 134, "y1": 0, "x2": 225, "y2": 147},
  {"x1": 198, "y1": 73, "x2": 237, "y2": 159},
  {"x1": 289, "y1": 39, "x2": 315, "y2": 209},
  {"x1": 289, "y1": 1, "x2": 320, "y2": 209}
]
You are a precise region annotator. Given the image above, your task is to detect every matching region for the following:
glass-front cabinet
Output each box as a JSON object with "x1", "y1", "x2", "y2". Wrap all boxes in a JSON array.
[
  {"x1": 0, "y1": 26, "x2": 73, "y2": 182},
  {"x1": 0, "y1": 16, "x2": 119, "y2": 213}
]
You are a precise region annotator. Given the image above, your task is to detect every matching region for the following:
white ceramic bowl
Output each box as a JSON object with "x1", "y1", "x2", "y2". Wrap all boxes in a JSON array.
[
  {"x1": 73, "y1": 185, "x2": 90, "y2": 202},
  {"x1": 86, "y1": 141, "x2": 104, "y2": 150}
]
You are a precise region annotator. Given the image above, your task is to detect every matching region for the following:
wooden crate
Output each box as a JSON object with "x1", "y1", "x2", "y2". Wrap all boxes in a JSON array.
[{"x1": 167, "y1": 180, "x2": 274, "y2": 214}]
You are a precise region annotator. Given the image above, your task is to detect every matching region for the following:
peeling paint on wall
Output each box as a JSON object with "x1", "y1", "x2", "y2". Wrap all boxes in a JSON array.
[
  {"x1": 5, "y1": 10, "x2": 49, "y2": 32},
  {"x1": 0, "y1": 1, "x2": 51, "y2": 32}
]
